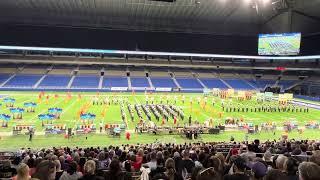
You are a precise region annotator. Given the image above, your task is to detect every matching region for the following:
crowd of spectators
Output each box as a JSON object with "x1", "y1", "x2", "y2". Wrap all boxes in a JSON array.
[{"x1": 1, "y1": 139, "x2": 320, "y2": 180}]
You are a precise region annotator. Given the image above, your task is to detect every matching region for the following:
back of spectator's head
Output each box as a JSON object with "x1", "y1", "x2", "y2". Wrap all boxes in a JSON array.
[
  {"x1": 265, "y1": 169, "x2": 287, "y2": 180},
  {"x1": 97, "y1": 152, "x2": 105, "y2": 161},
  {"x1": 32, "y1": 160, "x2": 56, "y2": 180},
  {"x1": 196, "y1": 167, "x2": 222, "y2": 180},
  {"x1": 165, "y1": 158, "x2": 175, "y2": 170},
  {"x1": 109, "y1": 158, "x2": 121, "y2": 173},
  {"x1": 215, "y1": 153, "x2": 225, "y2": 164},
  {"x1": 309, "y1": 150, "x2": 320, "y2": 166},
  {"x1": 263, "y1": 151, "x2": 272, "y2": 161},
  {"x1": 124, "y1": 160, "x2": 131, "y2": 172},
  {"x1": 84, "y1": 160, "x2": 96, "y2": 175},
  {"x1": 276, "y1": 155, "x2": 288, "y2": 171},
  {"x1": 298, "y1": 162, "x2": 320, "y2": 180},
  {"x1": 233, "y1": 156, "x2": 247, "y2": 172},
  {"x1": 248, "y1": 161, "x2": 267, "y2": 179},
  {"x1": 284, "y1": 157, "x2": 300, "y2": 176},
  {"x1": 182, "y1": 150, "x2": 190, "y2": 158},
  {"x1": 150, "y1": 151, "x2": 157, "y2": 160},
  {"x1": 66, "y1": 161, "x2": 78, "y2": 175},
  {"x1": 16, "y1": 163, "x2": 29, "y2": 179}
]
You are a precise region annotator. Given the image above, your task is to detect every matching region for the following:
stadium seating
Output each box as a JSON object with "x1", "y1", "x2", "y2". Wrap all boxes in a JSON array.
[
  {"x1": 224, "y1": 79, "x2": 254, "y2": 89},
  {"x1": 199, "y1": 78, "x2": 228, "y2": 89},
  {"x1": 4, "y1": 74, "x2": 42, "y2": 87},
  {"x1": 0, "y1": 74, "x2": 11, "y2": 84},
  {"x1": 249, "y1": 79, "x2": 275, "y2": 89},
  {"x1": 176, "y1": 78, "x2": 203, "y2": 89},
  {"x1": 71, "y1": 76, "x2": 100, "y2": 88},
  {"x1": 39, "y1": 75, "x2": 71, "y2": 88},
  {"x1": 130, "y1": 77, "x2": 150, "y2": 88},
  {"x1": 278, "y1": 80, "x2": 298, "y2": 89},
  {"x1": 103, "y1": 77, "x2": 128, "y2": 88},
  {"x1": 151, "y1": 77, "x2": 176, "y2": 88}
]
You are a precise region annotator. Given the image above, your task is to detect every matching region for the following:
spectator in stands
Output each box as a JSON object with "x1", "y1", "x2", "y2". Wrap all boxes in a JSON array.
[
  {"x1": 32, "y1": 160, "x2": 56, "y2": 180},
  {"x1": 265, "y1": 169, "x2": 287, "y2": 180},
  {"x1": 284, "y1": 157, "x2": 300, "y2": 180},
  {"x1": 97, "y1": 151, "x2": 110, "y2": 170},
  {"x1": 53, "y1": 160, "x2": 63, "y2": 180},
  {"x1": 298, "y1": 162, "x2": 320, "y2": 180},
  {"x1": 27, "y1": 158, "x2": 36, "y2": 176},
  {"x1": 133, "y1": 149, "x2": 144, "y2": 170},
  {"x1": 12, "y1": 163, "x2": 30, "y2": 180},
  {"x1": 276, "y1": 155, "x2": 288, "y2": 173},
  {"x1": 0, "y1": 160, "x2": 17, "y2": 178},
  {"x1": 196, "y1": 167, "x2": 222, "y2": 180},
  {"x1": 181, "y1": 150, "x2": 195, "y2": 174},
  {"x1": 248, "y1": 161, "x2": 267, "y2": 180},
  {"x1": 59, "y1": 161, "x2": 82, "y2": 180},
  {"x1": 58, "y1": 156, "x2": 67, "y2": 171},
  {"x1": 309, "y1": 150, "x2": 320, "y2": 166},
  {"x1": 223, "y1": 156, "x2": 249, "y2": 180},
  {"x1": 145, "y1": 151, "x2": 158, "y2": 170},
  {"x1": 104, "y1": 158, "x2": 131, "y2": 180},
  {"x1": 241, "y1": 144, "x2": 256, "y2": 161},
  {"x1": 78, "y1": 160, "x2": 103, "y2": 180},
  {"x1": 164, "y1": 158, "x2": 182, "y2": 180}
]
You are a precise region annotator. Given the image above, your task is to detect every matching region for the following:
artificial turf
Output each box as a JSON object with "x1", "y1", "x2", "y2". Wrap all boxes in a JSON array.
[{"x1": 0, "y1": 91, "x2": 319, "y2": 150}]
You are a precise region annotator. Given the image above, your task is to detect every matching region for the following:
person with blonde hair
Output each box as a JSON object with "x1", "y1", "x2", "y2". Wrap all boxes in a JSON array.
[
  {"x1": 78, "y1": 160, "x2": 103, "y2": 180},
  {"x1": 12, "y1": 163, "x2": 31, "y2": 180}
]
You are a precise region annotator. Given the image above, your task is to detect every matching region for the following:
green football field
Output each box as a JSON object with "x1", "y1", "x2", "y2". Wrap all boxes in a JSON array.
[{"x1": 0, "y1": 91, "x2": 320, "y2": 151}]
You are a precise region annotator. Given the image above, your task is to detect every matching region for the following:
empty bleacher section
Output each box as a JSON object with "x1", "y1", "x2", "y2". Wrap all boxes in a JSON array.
[
  {"x1": 224, "y1": 79, "x2": 254, "y2": 90},
  {"x1": 249, "y1": 79, "x2": 275, "y2": 89},
  {"x1": 150, "y1": 78, "x2": 177, "y2": 88},
  {"x1": 103, "y1": 77, "x2": 128, "y2": 88},
  {"x1": 278, "y1": 80, "x2": 298, "y2": 89},
  {"x1": 130, "y1": 77, "x2": 150, "y2": 88},
  {"x1": 200, "y1": 78, "x2": 228, "y2": 89},
  {"x1": 38, "y1": 75, "x2": 71, "y2": 88},
  {"x1": 4, "y1": 74, "x2": 42, "y2": 87},
  {"x1": 0, "y1": 74, "x2": 11, "y2": 84},
  {"x1": 71, "y1": 76, "x2": 100, "y2": 88},
  {"x1": 175, "y1": 78, "x2": 203, "y2": 89}
]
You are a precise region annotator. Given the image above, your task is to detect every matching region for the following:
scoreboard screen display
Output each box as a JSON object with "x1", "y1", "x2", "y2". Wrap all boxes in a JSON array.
[{"x1": 258, "y1": 33, "x2": 301, "y2": 56}]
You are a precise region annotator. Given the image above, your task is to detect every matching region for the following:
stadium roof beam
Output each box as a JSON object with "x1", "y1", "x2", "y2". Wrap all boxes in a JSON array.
[{"x1": 1, "y1": 45, "x2": 320, "y2": 61}]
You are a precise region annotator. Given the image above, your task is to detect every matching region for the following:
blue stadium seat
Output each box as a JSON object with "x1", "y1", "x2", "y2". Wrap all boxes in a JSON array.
[
  {"x1": 176, "y1": 78, "x2": 202, "y2": 89},
  {"x1": 278, "y1": 80, "x2": 297, "y2": 89},
  {"x1": 39, "y1": 75, "x2": 71, "y2": 87},
  {"x1": 224, "y1": 79, "x2": 254, "y2": 89},
  {"x1": 131, "y1": 77, "x2": 150, "y2": 87},
  {"x1": 0, "y1": 74, "x2": 11, "y2": 84},
  {"x1": 4, "y1": 74, "x2": 42, "y2": 87},
  {"x1": 199, "y1": 78, "x2": 228, "y2": 89},
  {"x1": 71, "y1": 76, "x2": 100, "y2": 88},
  {"x1": 103, "y1": 77, "x2": 128, "y2": 87},
  {"x1": 151, "y1": 78, "x2": 176, "y2": 88},
  {"x1": 249, "y1": 80, "x2": 275, "y2": 89}
]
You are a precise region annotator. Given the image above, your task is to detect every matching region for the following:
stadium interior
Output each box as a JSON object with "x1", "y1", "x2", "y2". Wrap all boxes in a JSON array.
[{"x1": 0, "y1": 0, "x2": 320, "y2": 180}]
